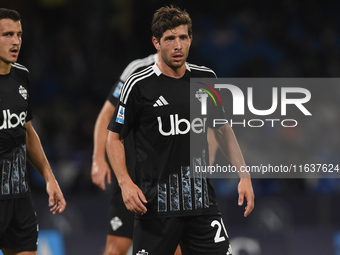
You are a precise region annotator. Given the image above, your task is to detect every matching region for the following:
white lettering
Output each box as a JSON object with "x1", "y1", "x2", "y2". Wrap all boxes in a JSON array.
[
  {"x1": 213, "y1": 119, "x2": 228, "y2": 127},
  {"x1": 192, "y1": 117, "x2": 206, "y2": 134},
  {"x1": 248, "y1": 119, "x2": 264, "y2": 127},
  {"x1": 214, "y1": 84, "x2": 244, "y2": 115},
  {"x1": 281, "y1": 87, "x2": 312, "y2": 115},
  {"x1": 175, "y1": 114, "x2": 190, "y2": 135},
  {"x1": 248, "y1": 87, "x2": 278, "y2": 115},
  {"x1": 158, "y1": 114, "x2": 175, "y2": 136},
  {"x1": 281, "y1": 119, "x2": 298, "y2": 127},
  {"x1": 0, "y1": 110, "x2": 27, "y2": 130},
  {"x1": 158, "y1": 115, "x2": 207, "y2": 136},
  {"x1": 213, "y1": 118, "x2": 299, "y2": 128},
  {"x1": 208, "y1": 85, "x2": 312, "y2": 116}
]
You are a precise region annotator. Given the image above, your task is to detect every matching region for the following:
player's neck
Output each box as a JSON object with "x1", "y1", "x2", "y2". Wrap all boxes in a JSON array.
[
  {"x1": 157, "y1": 62, "x2": 186, "y2": 79},
  {"x1": 0, "y1": 61, "x2": 11, "y2": 75}
]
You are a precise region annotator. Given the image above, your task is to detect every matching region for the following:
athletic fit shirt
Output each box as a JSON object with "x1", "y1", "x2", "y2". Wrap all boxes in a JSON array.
[
  {"x1": 0, "y1": 63, "x2": 32, "y2": 199},
  {"x1": 108, "y1": 63, "x2": 225, "y2": 218},
  {"x1": 107, "y1": 53, "x2": 159, "y2": 107},
  {"x1": 107, "y1": 53, "x2": 158, "y2": 198}
]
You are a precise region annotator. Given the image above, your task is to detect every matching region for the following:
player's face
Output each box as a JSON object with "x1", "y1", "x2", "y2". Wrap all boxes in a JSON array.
[
  {"x1": 0, "y1": 19, "x2": 22, "y2": 66},
  {"x1": 155, "y1": 25, "x2": 192, "y2": 70}
]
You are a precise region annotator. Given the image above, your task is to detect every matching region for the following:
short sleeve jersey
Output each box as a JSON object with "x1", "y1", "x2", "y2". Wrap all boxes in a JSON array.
[
  {"x1": 107, "y1": 53, "x2": 159, "y2": 107},
  {"x1": 0, "y1": 63, "x2": 33, "y2": 199},
  {"x1": 106, "y1": 53, "x2": 158, "y2": 198},
  {"x1": 108, "y1": 63, "x2": 225, "y2": 218}
]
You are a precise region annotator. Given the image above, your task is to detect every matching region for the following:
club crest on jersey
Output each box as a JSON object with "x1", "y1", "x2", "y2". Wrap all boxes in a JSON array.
[
  {"x1": 136, "y1": 249, "x2": 148, "y2": 255},
  {"x1": 110, "y1": 216, "x2": 123, "y2": 231},
  {"x1": 116, "y1": 105, "x2": 125, "y2": 124},
  {"x1": 18, "y1": 85, "x2": 28, "y2": 100}
]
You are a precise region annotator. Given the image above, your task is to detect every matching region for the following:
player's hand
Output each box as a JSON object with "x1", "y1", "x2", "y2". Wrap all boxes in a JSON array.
[
  {"x1": 46, "y1": 180, "x2": 66, "y2": 214},
  {"x1": 238, "y1": 178, "x2": 254, "y2": 217},
  {"x1": 91, "y1": 157, "x2": 111, "y2": 190},
  {"x1": 121, "y1": 180, "x2": 147, "y2": 215}
]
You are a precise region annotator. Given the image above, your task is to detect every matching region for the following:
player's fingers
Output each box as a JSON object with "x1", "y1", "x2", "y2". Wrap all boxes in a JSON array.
[
  {"x1": 91, "y1": 166, "x2": 100, "y2": 182},
  {"x1": 98, "y1": 179, "x2": 106, "y2": 191},
  {"x1": 49, "y1": 196, "x2": 66, "y2": 214},
  {"x1": 91, "y1": 175, "x2": 99, "y2": 186},
  {"x1": 125, "y1": 192, "x2": 147, "y2": 215},
  {"x1": 48, "y1": 195, "x2": 56, "y2": 207},
  {"x1": 92, "y1": 171, "x2": 104, "y2": 190},
  {"x1": 49, "y1": 203, "x2": 58, "y2": 212},
  {"x1": 138, "y1": 189, "x2": 148, "y2": 204},
  {"x1": 126, "y1": 198, "x2": 143, "y2": 215},
  {"x1": 244, "y1": 193, "x2": 254, "y2": 217},
  {"x1": 133, "y1": 195, "x2": 147, "y2": 215},
  {"x1": 238, "y1": 191, "x2": 244, "y2": 206},
  {"x1": 107, "y1": 170, "x2": 112, "y2": 185},
  {"x1": 57, "y1": 201, "x2": 66, "y2": 213},
  {"x1": 123, "y1": 194, "x2": 140, "y2": 213}
]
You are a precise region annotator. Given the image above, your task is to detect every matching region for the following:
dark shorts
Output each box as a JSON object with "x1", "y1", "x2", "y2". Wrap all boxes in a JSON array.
[
  {"x1": 107, "y1": 194, "x2": 135, "y2": 239},
  {"x1": 0, "y1": 195, "x2": 38, "y2": 251},
  {"x1": 133, "y1": 213, "x2": 232, "y2": 255}
]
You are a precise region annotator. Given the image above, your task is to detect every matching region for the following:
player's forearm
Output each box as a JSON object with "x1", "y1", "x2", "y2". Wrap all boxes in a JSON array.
[
  {"x1": 92, "y1": 115, "x2": 110, "y2": 162},
  {"x1": 26, "y1": 122, "x2": 55, "y2": 182},
  {"x1": 207, "y1": 127, "x2": 219, "y2": 165},
  {"x1": 106, "y1": 131, "x2": 132, "y2": 187},
  {"x1": 213, "y1": 124, "x2": 250, "y2": 178},
  {"x1": 93, "y1": 101, "x2": 115, "y2": 161}
]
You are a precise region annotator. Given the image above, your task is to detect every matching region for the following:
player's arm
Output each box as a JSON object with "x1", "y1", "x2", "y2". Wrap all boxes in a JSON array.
[
  {"x1": 106, "y1": 131, "x2": 147, "y2": 215},
  {"x1": 211, "y1": 124, "x2": 254, "y2": 217},
  {"x1": 91, "y1": 100, "x2": 116, "y2": 190},
  {"x1": 207, "y1": 127, "x2": 219, "y2": 165},
  {"x1": 26, "y1": 121, "x2": 66, "y2": 214}
]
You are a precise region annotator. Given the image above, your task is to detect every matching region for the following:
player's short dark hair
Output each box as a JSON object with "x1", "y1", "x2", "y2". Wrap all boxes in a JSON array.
[
  {"x1": 151, "y1": 5, "x2": 192, "y2": 42},
  {"x1": 0, "y1": 8, "x2": 21, "y2": 21}
]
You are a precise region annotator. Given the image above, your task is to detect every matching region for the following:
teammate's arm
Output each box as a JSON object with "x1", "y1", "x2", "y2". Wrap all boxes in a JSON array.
[
  {"x1": 91, "y1": 100, "x2": 115, "y2": 190},
  {"x1": 211, "y1": 124, "x2": 255, "y2": 217},
  {"x1": 26, "y1": 121, "x2": 66, "y2": 214},
  {"x1": 207, "y1": 127, "x2": 219, "y2": 165},
  {"x1": 106, "y1": 131, "x2": 147, "y2": 215}
]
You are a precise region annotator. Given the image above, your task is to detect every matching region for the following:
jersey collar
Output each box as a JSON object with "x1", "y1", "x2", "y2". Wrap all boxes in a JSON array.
[
  {"x1": 152, "y1": 62, "x2": 191, "y2": 77},
  {"x1": 153, "y1": 53, "x2": 159, "y2": 63}
]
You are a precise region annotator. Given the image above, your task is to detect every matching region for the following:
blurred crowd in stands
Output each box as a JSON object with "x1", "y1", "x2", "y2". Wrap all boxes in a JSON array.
[{"x1": 3, "y1": 0, "x2": 340, "y2": 197}]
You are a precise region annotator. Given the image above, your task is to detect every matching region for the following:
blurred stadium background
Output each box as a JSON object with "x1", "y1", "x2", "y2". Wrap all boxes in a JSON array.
[{"x1": 1, "y1": 0, "x2": 340, "y2": 254}]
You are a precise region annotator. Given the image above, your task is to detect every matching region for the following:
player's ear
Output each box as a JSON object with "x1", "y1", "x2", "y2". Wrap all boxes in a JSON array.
[{"x1": 152, "y1": 36, "x2": 160, "y2": 51}]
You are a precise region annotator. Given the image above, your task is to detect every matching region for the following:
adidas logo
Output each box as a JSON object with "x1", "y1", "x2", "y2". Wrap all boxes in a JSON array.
[{"x1": 153, "y1": 95, "x2": 168, "y2": 107}]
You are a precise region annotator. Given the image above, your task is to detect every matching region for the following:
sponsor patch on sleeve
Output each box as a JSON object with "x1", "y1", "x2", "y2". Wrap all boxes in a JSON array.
[
  {"x1": 113, "y1": 82, "x2": 123, "y2": 98},
  {"x1": 115, "y1": 105, "x2": 125, "y2": 124}
]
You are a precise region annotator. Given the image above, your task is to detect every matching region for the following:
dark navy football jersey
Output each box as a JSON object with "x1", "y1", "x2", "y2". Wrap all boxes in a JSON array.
[
  {"x1": 0, "y1": 63, "x2": 32, "y2": 199},
  {"x1": 108, "y1": 63, "x2": 225, "y2": 218}
]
